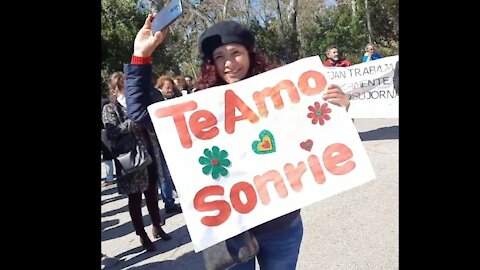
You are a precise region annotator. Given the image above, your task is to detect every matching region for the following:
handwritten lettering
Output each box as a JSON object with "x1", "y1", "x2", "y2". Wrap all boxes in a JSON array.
[
  {"x1": 347, "y1": 63, "x2": 395, "y2": 78},
  {"x1": 154, "y1": 70, "x2": 327, "y2": 149},
  {"x1": 193, "y1": 142, "x2": 356, "y2": 226},
  {"x1": 348, "y1": 89, "x2": 398, "y2": 100}
]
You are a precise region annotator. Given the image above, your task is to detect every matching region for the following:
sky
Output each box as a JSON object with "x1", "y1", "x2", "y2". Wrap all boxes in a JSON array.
[{"x1": 325, "y1": 0, "x2": 337, "y2": 8}]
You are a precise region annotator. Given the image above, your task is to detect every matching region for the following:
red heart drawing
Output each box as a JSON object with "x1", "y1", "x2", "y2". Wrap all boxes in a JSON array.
[{"x1": 300, "y1": 139, "x2": 313, "y2": 152}]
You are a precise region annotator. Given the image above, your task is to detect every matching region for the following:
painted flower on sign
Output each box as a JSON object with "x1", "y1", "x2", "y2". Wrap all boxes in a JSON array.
[
  {"x1": 198, "y1": 146, "x2": 232, "y2": 180},
  {"x1": 307, "y1": 101, "x2": 331, "y2": 125}
]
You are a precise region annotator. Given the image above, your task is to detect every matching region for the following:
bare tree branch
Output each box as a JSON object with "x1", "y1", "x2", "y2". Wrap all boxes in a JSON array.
[
  {"x1": 365, "y1": 0, "x2": 374, "y2": 43},
  {"x1": 275, "y1": 0, "x2": 289, "y2": 63},
  {"x1": 287, "y1": 0, "x2": 298, "y2": 30},
  {"x1": 222, "y1": 0, "x2": 230, "y2": 20},
  {"x1": 148, "y1": 0, "x2": 164, "y2": 12},
  {"x1": 351, "y1": 0, "x2": 357, "y2": 17},
  {"x1": 181, "y1": 0, "x2": 214, "y2": 26},
  {"x1": 245, "y1": 0, "x2": 251, "y2": 21}
]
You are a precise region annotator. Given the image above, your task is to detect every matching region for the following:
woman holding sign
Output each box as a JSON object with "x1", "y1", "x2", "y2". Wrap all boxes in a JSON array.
[{"x1": 124, "y1": 14, "x2": 350, "y2": 270}]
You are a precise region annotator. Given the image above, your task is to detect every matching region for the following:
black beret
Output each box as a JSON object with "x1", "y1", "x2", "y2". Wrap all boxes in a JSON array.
[{"x1": 199, "y1": 21, "x2": 255, "y2": 60}]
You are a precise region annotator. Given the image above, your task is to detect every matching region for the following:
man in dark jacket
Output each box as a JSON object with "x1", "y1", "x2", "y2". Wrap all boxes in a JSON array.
[{"x1": 393, "y1": 61, "x2": 399, "y2": 95}]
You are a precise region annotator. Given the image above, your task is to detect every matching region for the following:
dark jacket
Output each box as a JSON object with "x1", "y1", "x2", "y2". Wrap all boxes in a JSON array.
[
  {"x1": 101, "y1": 98, "x2": 109, "y2": 131},
  {"x1": 124, "y1": 64, "x2": 169, "y2": 186},
  {"x1": 102, "y1": 101, "x2": 149, "y2": 194},
  {"x1": 101, "y1": 98, "x2": 114, "y2": 161},
  {"x1": 123, "y1": 63, "x2": 300, "y2": 236},
  {"x1": 393, "y1": 61, "x2": 399, "y2": 95}
]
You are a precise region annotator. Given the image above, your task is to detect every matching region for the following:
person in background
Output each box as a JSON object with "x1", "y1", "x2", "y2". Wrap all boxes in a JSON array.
[
  {"x1": 124, "y1": 16, "x2": 350, "y2": 270},
  {"x1": 102, "y1": 71, "x2": 172, "y2": 252},
  {"x1": 184, "y1": 74, "x2": 195, "y2": 93},
  {"x1": 150, "y1": 74, "x2": 183, "y2": 214},
  {"x1": 155, "y1": 75, "x2": 183, "y2": 99},
  {"x1": 362, "y1": 43, "x2": 382, "y2": 62},
  {"x1": 323, "y1": 45, "x2": 352, "y2": 67},
  {"x1": 101, "y1": 98, "x2": 116, "y2": 187},
  {"x1": 132, "y1": 75, "x2": 183, "y2": 214},
  {"x1": 173, "y1": 75, "x2": 189, "y2": 96}
]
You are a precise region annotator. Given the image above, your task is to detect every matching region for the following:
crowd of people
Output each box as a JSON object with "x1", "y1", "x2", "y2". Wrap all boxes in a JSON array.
[{"x1": 101, "y1": 12, "x2": 397, "y2": 270}]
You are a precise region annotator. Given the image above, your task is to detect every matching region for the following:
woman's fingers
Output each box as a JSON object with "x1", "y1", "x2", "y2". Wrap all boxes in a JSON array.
[
  {"x1": 143, "y1": 13, "x2": 156, "y2": 29},
  {"x1": 153, "y1": 28, "x2": 169, "y2": 44}
]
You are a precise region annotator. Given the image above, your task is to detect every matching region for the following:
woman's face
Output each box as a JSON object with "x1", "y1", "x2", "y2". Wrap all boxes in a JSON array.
[
  {"x1": 161, "y1": 80, "x2": 175, "y2": 98},
  {"x1": 212, "y1": 44, "x2": 250, "y2": 84}
]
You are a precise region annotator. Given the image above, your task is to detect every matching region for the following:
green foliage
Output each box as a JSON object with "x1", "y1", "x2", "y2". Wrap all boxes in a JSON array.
[
  {"x1": 248, "y1": 19, "x2": 284, "y2": 64},
  {"x1": 284, "y1": 24, "x2": 301, "y2": 63},
  {"x1": 101, "y1": 0, "x2": 398, "y2": 93},
  {"x1": 363, "y1": 0, "x2": 399, "y2": 51},
  {"x1": 101, "y1": 0, "x2": 189, "y2": 96},
  {"x1": 300, "y1": 5, "x2": 368, "y2": 64},
  {"x1": 298, "y1": 0, "x2": 398, "y2": 65},
  {"x1": 101, "y1": 0, "x2": 145, "y2": 96},
  {"x1": 248, "y1": 18, "x2": 300, "y2": 64}
]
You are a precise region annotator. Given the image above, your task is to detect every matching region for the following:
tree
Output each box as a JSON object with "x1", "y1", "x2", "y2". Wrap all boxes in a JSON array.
[
  {"x1": 364, "y1": 0, "x2": 398, "y2": 50},
  {"x1": 364, "y1": 0, "x2": 373, "y2": 43},
  {"x1": 101, "y1": 0, "x2": 190, "y2": 96},
  {"x1": 297, "y1": 0, "x2": 397, "y2": 63},
  {"x1": 101, "y1": 0, "x2": 146, "y2": 96},
  {"x1": 101, "y1": 0, "x2": 398, "y2": 90},
  {"x1": 299, "y1": 3, "x2": 367, "y2": 63},
  {"x1": 248, "y1": 18, "x2": 284, "y2": 64}
]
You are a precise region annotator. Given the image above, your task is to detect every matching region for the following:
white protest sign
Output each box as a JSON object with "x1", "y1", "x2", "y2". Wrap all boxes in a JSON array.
[
  {"x1": 324, "y1": 55, "x2": 399, "y2": 118},
  {"x1": 147, "y1": 56, "x2": 376, "y2": 252}
]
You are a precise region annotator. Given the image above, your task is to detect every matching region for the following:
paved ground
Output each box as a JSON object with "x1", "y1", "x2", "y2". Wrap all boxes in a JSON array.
[{"x1": 101, "y1": 118, "x2": 399, "y2": 270}]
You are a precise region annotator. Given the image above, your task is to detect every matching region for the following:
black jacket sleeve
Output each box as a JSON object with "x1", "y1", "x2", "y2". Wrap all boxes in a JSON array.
[{"x1": 393, "y1": 61, "x2": 399, "y2": 95}]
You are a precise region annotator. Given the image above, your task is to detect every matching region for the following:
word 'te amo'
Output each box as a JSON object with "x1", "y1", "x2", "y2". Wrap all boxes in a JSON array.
[
  {"x1": 193, "y1": 142, "x2": 355, "y2": 227},
  {"x1": 154, "y1": 70, "x2": 327, "y2": 149}
]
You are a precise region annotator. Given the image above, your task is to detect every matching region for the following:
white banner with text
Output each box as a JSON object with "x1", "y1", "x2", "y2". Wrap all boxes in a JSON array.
[{"x1": 325, "y1": 55, "x2": 399, "y2": 118}]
